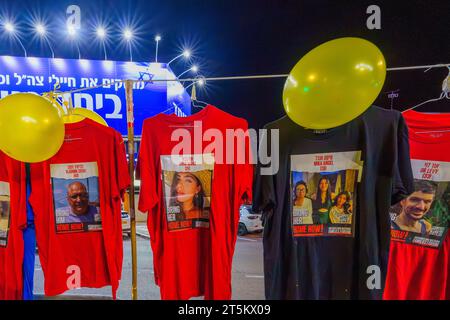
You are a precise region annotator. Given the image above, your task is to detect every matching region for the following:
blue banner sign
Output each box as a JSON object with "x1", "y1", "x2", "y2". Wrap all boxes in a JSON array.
[{"x1": 0, "y1": 56, "x2": 192, "y2": 135}]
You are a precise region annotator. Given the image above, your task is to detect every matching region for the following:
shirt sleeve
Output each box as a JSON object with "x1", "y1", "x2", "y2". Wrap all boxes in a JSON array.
[
  {"x1": 137, "y1": 120, "x2": 159, "y2": 213},
  {"x1": 114, "y1": 131, "x2": 131, "y2": 201},
  {"x1": 391, "y1": 113, "x2": 414, "y2": 205},
  {"x1": 236, "y1": 118, "x2": 254, "y2": 204},
  {"x1": 252, "y1": 124, "x2": 276, "y2": 213},
  {"x1": 0, "y1": 153, "x2": 27, "y2": 229}
]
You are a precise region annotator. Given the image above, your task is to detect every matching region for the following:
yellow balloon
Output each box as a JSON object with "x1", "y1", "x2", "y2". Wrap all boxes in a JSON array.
[
  {"x1": 283, "y1": 37, "x2": 386, "y2": 129},
  {"x1": 63, "y1": 108, "x2": 108, "y2": 126},
  {"x1": 0, "y1": 93, "x2": 65, "y2": 163}
]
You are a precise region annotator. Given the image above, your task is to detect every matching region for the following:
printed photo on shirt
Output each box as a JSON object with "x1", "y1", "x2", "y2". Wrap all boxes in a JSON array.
[
  {"x1": 390, "y1": 159, "x2": 450, "y2": 249},
  {"x1": 51, "y1": 162, "x2": 102, "y2": 234},
  {"x1": 0, "y1": 182, "x2": 10, "y2": 247},
  {"x1": 290, "y1": 151, "x2": 362, "y2": 237},
  {"x1": 161, "y1": 154, "x2": 214, "y2": 232}
]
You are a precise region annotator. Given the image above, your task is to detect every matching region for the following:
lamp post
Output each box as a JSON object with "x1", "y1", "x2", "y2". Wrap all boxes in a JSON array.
[
  {"x1": 185, "y1": 76, "x2": 205, "y2": 90},
  {"x1": 67, "y1": 25, "x2": 81, "y2": 59},
  {"x1": 167, "y1": 50, "x2": 191, "y2": 66},
  {"x1": 35, "y1": 23, "x2": 55, "y2": 58},
  {"x1": 177, "y1": 65, "x2": 198, "y2": 79},
  {"x1": 124, "y1": 28, "x2": 133, "y2": 61},
  {"x1": 154, "y1": 35, "x2": 161, "y2": 62},
  {"x1": 96, "y1": 27, "x2": 108, "y2": 60},
  {"x1": 4, "y1": 22, "x2": 27, "y2": 57}
]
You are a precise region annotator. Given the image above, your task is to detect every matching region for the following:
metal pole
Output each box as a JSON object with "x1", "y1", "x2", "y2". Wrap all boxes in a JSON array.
[
  {"x1": 102, "y1": 41, "x2": 108, "y2": 61},
  {"x1": 125, "y1": 80, "x2": 138, "y2": 300},
  {"x1": 16, "y1": 37, "x2": 28, "y2": 57},
  {"x1": 176, "y1": 68, "x2": 191, "y2": 79},
  {"x1": 44, "y1": 37, "x2": 55, "y2": 59},
  {"x1": 76, "y1": 42, "x2": 81, "y2": 60},
  {"x1": 167, "y1": 53, "x2": 183, "y2": 65},
  {"x1": 129, "y1": 43, "x2": 133, "y2": 62}
]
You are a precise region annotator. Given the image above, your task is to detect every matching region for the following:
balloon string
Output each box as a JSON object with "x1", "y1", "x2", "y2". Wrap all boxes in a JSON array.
[{"x1": 51, "y1": 63, "x2": 450, "y2": 96}]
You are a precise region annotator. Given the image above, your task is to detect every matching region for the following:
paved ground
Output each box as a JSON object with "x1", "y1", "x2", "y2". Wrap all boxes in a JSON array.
[{"x1": 33, "y1": 224, "x2": 264, "y2": 300}]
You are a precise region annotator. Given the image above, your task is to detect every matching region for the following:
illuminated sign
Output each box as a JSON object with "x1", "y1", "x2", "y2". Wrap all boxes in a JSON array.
[{"x1": 0, "y1": 56, "x2": 191, "y2": 135}]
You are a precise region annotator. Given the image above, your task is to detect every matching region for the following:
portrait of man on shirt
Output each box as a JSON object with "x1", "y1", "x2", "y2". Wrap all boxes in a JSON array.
[
  {"x1": 391, "y1": 180, "x2": 435, "y2": 236},
  {"x1": 57, "y1": 181, "x2": 100, "y2": 224}
]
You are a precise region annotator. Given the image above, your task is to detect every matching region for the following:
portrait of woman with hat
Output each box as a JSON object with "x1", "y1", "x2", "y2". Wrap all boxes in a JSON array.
[{"x1": 164, "y1": 170, "x2": 212, "y2": 222}]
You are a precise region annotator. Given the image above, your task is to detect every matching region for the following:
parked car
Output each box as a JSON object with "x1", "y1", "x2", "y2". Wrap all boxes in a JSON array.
[
  {"x1": 122, "y1": 211, "x2": 131, "y2": 237},
  {"x1": 238, "y1": 205, "x2": 263, "y2": 236}
]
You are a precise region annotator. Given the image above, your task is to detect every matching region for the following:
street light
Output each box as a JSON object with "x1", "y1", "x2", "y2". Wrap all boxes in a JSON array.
[
  {"x1": 154, "y1": 34, "x2": 161, "y2": 62},
  {"x1": 96, "y1": 27, "x2": 106, "y2": 38},
  {"x1": 96, "y1": 26, "x2": 108, "y2": 60},
  {"x1": 124, "y1": 29, "x2": 133, "y2": 40},
  {"x1": 123, "y1": 28, "x2": 134, "y2": 61},
  {"x1": 185, "y1": 75, "x2": 206, "y2": 90},
  {"x1": 4, "y1": 22, "x2": 27, "y2": 57},
  {"x1": 35, "y1": 23, "x2": 45, "y2": 35},
  {"x1": 167, "y1": 49, "x2": 191, "y2": 66},
  {"x1": 34, "y1": 23, "x2": 55, "y2": 58},
  {"x1": 68, "y1": 25, "x2": 76, "y2": 36},
  {"x1": 177, "y1": 65, "x2": 199, "y2": 78},
  {"x1": 67, "y1": 25, "x2": 81, "y2": 59},
  {"x1": 5, "y1": 22, "x2": 14, "y2": 32}
]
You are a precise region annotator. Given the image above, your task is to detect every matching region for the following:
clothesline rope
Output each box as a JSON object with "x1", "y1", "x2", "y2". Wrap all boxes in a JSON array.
[{"x1": 53, "y1": 63, "x2": 450, "y2": 96}]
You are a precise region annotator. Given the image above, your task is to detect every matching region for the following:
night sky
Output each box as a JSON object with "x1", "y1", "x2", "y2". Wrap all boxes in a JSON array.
[{"x1": 0, "y1": 0, "x2": 449, "y2": 129}]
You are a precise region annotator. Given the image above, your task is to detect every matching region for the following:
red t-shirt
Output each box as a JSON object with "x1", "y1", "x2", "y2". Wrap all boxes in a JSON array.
[
  {"x1": 384, "y1": 110, "x2": 450, "y2": 300},
  {"x1": 137, "y1": 105, "x2": 253, "y2": 300},
  {"x1": 0, "y1": 151, "x2": 26, "y2": 300},
  {"x1": 29, "y1": 119, "x2": 130, "y2": 299}
]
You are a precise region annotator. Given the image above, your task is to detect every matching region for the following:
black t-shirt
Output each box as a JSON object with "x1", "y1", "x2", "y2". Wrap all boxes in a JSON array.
[{"x1": 253, "y1": 106, "x2": 414, "y2": 300}]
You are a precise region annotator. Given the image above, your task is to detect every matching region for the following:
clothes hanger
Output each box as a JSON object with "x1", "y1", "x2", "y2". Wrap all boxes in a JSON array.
[
  {"x1": 44, "y1": 82, "x2": 86, "y2": 125},
  {"x1": 403, "y1": 66, "x2": 450, "y2": 134},
  {"x1": 42, "y1": 83, "x2": 66, "y2": 115},
  {"x1": 162, "y1": 84, "x2": 210, "y2": 128},
  {"x1": 61, "y1": 99, "x2": 84, "y2": 141},
  {"x1": 190, "y1": 83, "x2": 208, "y2": 111},
  {"x1": 61, "y1": 96, "x2": 86, "y2": 124},
  {"x1": 42, "y1": 84, "x2": 86, "y2": 141},
  {"x1": 403, "y1": 66, "x2": 450, "y2": 113}
]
